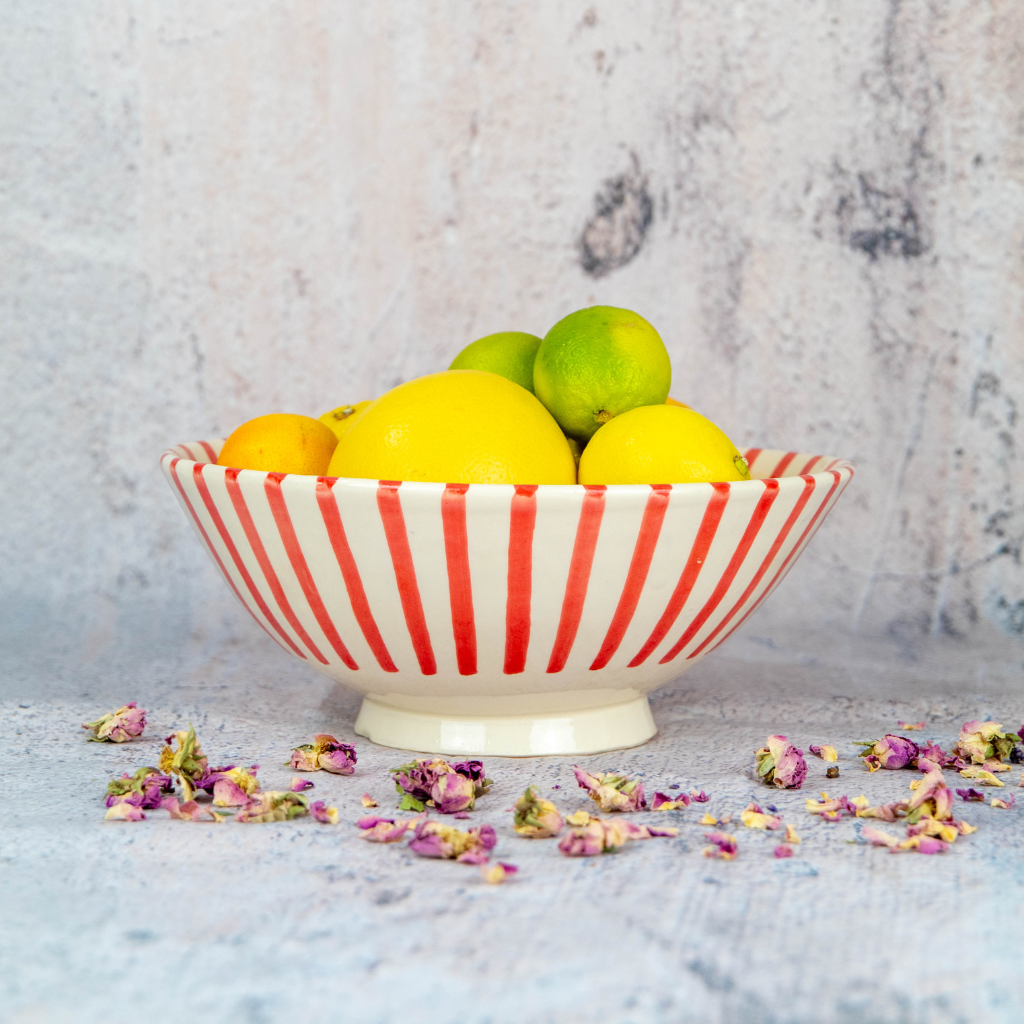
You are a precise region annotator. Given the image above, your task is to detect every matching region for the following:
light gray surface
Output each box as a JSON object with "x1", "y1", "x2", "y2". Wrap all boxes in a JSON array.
[{"x1": 3, "y1": 647, "x2": 1024, "y2": 1024}]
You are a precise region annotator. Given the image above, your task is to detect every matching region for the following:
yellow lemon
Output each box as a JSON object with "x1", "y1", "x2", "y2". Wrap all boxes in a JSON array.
[
  {"x1": 217, "y1": 413, "x2": 338, "y2": 475},
  {"x1": 533, "y1": 306, "x2": 672, "y2": 442},
  {"x1": 319, "y1": 400, "x2": 373, "y2": 442},
  {"x1": 328, "y1": 370, "x2": 576, "y2": 484},
  {"x1": 578, "y1": 404, "x2": 750, "y2": 485}
]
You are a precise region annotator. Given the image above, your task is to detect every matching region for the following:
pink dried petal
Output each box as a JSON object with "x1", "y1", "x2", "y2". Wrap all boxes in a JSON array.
[
  {"x1": 897, "y1": 721, "x2": 926, "y2": 731},
  {"x1": 773, "y1": 844, "x2": 794, "y2": 858},
  {"x1": 310, "y1": 800, "x2": 338, "y2": 824},
  {"x1": 701, "y1": 831, "x2": 738, "y2": 860},
  {"x1": 809, "y1": 744, "x2": 838, "y2": 762},
  {"x1": 481, "y1": 862, "x2": 518, "y2": 884},
  {"x1": 689, "y1": 790, "x2": 710, "y2": 802},
  {"x1": 652, "y1": 791, "x2": 690, "y2": 811},
  {"x1": 991, "y1": 795, "x2": 1015, "y2": 809},
  {"x1": 861, "y1": 826, "x2": 900, "y2": 848},
  {"x1": 956, "y1": 788, "x2": 985, "y2": 802},
  {"x1": 290, "y1": 777, "x2": 314, "y2": 792},
  {"x1": 104, "y1": 801, "x2": 146, "y2": 821},
  {"x1": 211, "y1": 779, "x2": 250, "y2": 807},
  {"x1": 360, "y1": 793, "x2": 377, "y2": 807}
]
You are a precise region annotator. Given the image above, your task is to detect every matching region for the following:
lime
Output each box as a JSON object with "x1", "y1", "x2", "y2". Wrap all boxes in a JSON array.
[
  {"x1": 533, "y1": 306, "x2": 671, "y2": 442},
  {"x1": 449, "y1": 332, "x2": 542, "y2": 393},
  {"x1": 217, "y1": 413, "x2": 338, "y2": 476},
  {"x1": 328, "y1": 370, "x2": 576, "y2": 485},
  {"x1": 577, "y1": 404, "x2": 750, "y2": 485},
  {"x1": 319, "y1": 400, "x2": 373, "y2": 442}
]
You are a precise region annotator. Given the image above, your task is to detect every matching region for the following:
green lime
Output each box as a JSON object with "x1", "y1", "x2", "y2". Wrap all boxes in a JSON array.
[
  {"x1": 449, "y1": 331, "x2": 542, "y2": 394},
  {"x1": 533, "y1": 306, "x2": 671, "y2": 442}
]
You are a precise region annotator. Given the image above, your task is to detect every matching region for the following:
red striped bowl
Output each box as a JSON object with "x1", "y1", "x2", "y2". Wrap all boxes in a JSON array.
[{"x1": 162, "y1": 442, "x2": 853, "y2": 755}]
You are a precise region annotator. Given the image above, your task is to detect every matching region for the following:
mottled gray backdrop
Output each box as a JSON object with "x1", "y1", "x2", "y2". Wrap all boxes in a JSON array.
[{"x1": 3, "y1": 1, "x2": 1023, "y2": 698}]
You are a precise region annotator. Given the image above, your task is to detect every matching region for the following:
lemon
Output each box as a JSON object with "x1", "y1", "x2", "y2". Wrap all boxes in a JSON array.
[
  {"x1": 319, "y1": 400, "x2": 373, "y2": 442},
  {"x1": 217, "y1": 413, "x2": 338, "y2": 475},
  {"x1": 578, "y1": 404, "x2": 750, "y2": 485},
  {"x1": 449, "y1": 332, "x2": 542, "y2": 393},
  {"x1": 328, "y1": 370, "x2": 576, "y2": 485},
  {"x1": 533, "y1": 306, "x2": 671, "y2": 442}
]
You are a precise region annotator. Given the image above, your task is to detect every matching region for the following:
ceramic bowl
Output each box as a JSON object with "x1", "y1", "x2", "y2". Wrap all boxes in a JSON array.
[{"x1": 162, "y1": 441, "x2": 853, "y2": 756}]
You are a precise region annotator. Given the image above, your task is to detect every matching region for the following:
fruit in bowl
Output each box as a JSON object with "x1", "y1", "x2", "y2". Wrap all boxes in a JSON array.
[{"x1": 165, "y1": 306, "x2": 854, "y2": 755}]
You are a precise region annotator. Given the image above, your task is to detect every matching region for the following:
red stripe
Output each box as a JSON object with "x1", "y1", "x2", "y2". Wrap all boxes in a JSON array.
[
  {"x1": 198, "y1": 439, "x2": 218, "y2": 464},
  {"x1": 168, "y1": 460, "x2": 290, "y2": 654},
  {"x1": 768, "y1": 450, "x2": 798, "y2": 478},
  {"x1": 689, "y1": 470, "x2": 844, "y2": 655},
  {"x1": 743, "y1": 448, "x2": 763, "y2": 472},
  {"x1": 316, "y1": 479, "x2": 397, "y2": 672},
  {"x1": 823, "y1": 458, "x2": 841, "y2": 471},
  {"x1": 687, "y1": 475, "x2": 817, "y2": 659},
  {"x1": 547, "y1": 485, "x2": 607, "y2": 673},
  {"x1": 377, "y1": 482, "x2": 436, "y2": 675},
  {"x1": 264, "y1": 474, "x2": 358, "y2": 670},
  {"x1": 627, "y1": 482, "x2": 731, "y2": 667},
  {"x1": 191, "y1": 465, "x2": 307, "y2": 659},
  {"x1": 590, "y1": 485, "x2": 673, "y2": 671},
  {"x1": 659, "y1": 479, "x2": 781, "y2": 663},
  {"x1": 442, "y1": 484, "x2": 477, "y2": 676},
  {"x1": 504, "y1": 485, "x2": 538, "y2": 674},
  {"x1": 223, "y1": 468, "x2": 329, "y2": 664}
]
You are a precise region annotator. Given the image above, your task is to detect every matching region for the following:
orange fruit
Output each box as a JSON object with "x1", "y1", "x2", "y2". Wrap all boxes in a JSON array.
[
  {"x1": 217, "y1": 413, "x2": 338, "y2": 475},
  {"x1": 666, "y1": 397, "x2": 692, "y2": 410}
]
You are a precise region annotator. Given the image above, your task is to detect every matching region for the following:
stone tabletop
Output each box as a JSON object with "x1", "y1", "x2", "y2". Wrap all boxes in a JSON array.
[{"x1": 4, "y1": 647, "x2": 1023, "y2": 1024}]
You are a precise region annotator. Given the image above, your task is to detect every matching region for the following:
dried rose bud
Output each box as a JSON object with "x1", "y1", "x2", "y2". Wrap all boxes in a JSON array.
[
  {"x1": 159, "y1": 725, "x2": 210, "y2": 802},
  {"x1": 83, "y1": 703, "x2": 147, "y2": 743},
  {"x1": 953, "y1": 721, "x2": 1019, "y2": 766},
  {"x1": 701, "y1": 831, "x2": 738, "y2": 860},
  {"x1": 236, "y1": 791, "x2": 310, "y2": 823},
  {"x1": 212, "y1": 766, "x2": 260, "y2": 807},
  {"x1": 431, "y1": 772, "x2": 477, "y2": 814},
  {"x1": 105, "y1": 767, "x2": 172, "y2": 810},
  {"x1": 558, "y1": 819, "x2": 607, "y2": 857},
  {"x1": 310, "y1": 800, "x2": 338, "y2": 824},
  {"x1": 958, "y1": 767, "x2": 1004, "y2": 787},
  {"x1": 755, "y1": 735, "x2": 807, "y2": 789},
  {"x1": 651, "y1": 791, "x2": 690, "y2": 811},
  {"x1": 481, "y1": 862, "x2": 518, "y2": 884},
  {"x1": 956, "y1": 788, "x2": 986, "y2": 802},
  {"x1": 809, "y1": 744, "x2": 838, "y2": 763},
  {"x1": 572, "y1": 766, "x2": 646, "y2": 812},
  {"x1": 161, "y1": 796, "x2": 224, "y2": 822},
  {"x1": 391, "y1": 757, "x2": 491, "y2": 813},
  {"x1": 408, "y1": 819, "x2": 497, "y2": 863},
  {"x1": 991, "y1": 795, "x2": 1015, "y2": 809},
  {"x1": 289, "y1": 734, "x2": 357, "y2": 775},
  {"x1": 361, "y1": 793, "x2": 377, "y2": 807},
  {"x1": 104, "y1": 802, "x2": 146, "y2": 822},
  {"x1": 740, "y1": 802, "x2": 782, "y2": 831},
  {"x1": 774, "y1": 844, "x2": 794, "y2": 858},
  {"x1": 513, "y1": 785, "x2": 564, "y2": 838},
  {"x1": 854, "y1": 734, "x2": 919, "y2": 771},
  {"x1": 689, "y1": 790, "x2": 710, "y2": 803},
  {"x1": 290, "y1": 777, "x2": 314, "y2": 792}
]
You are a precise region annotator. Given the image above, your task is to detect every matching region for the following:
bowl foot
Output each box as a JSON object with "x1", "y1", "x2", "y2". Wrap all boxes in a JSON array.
[{"x1": 353, "y1": 694, "x2": 656, "y2": 757}]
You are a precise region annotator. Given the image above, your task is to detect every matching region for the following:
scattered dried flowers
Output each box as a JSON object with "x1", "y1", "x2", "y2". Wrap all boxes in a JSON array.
[
  {"x1": 82, "y1": 703, "x2": 146, "y2": 743},
  {"x1": 391, "y1": 758, "x2": 492, "y2": 813},
  {"x1": 159, "y1": 726, "x2": 210, "y2": 802},
  {"x1": 701, "y1": 831, "x2": 738, "y2": 860},
  {"x1": 572, "y1": 766, "x2": 646, "y2": 812},
  {"x1": 236, "y1": 791, "x2": 311, "y2": 823},
  {"x1": 740, "y1": 802, "x2": 782, "y2": 830},
  {"x1": 513, "y1": 786, "x2": 564, "y2": 838},
  {"x1": 557, "y1": 814, "x2": 676, "y2": 857},
  {"x1": 408, "y1": 820, "x2": 497, "y2": 864},
  {"x1": 289, "y1": 734, "x2": 357, "y2": 775},
  {"x1": 161, "y1": 797, "x2": 225, "y2": 823},
  {"x1": 105, "y1": 767, "x2": 172, "y2": 810},
  {"x1": 809, "y1": 744, "x2": 838, "y2": 762},
  {"x1": 652, "y1": 791, "x2": 690, "y2": 811},
  {"x1": 755, "y1": 735, "x2": 807, "y2": 789},
  {"x1": 481, "y1": 862, "x2": 518, "y2": 884}
]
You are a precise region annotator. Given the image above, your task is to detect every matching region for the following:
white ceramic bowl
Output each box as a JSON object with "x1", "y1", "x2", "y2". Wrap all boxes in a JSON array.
[{"x1": 162, "y1": 442, "x2": 853, "y2": 756}]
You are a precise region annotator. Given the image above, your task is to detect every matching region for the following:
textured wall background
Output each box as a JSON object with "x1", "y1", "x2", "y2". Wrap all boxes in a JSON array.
[{"x1": 3, "y1": 0, "x2": 1023, "y2": 694}]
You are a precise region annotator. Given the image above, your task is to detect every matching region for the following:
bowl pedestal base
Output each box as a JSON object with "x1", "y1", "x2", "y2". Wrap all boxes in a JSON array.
[{"x1": 353, "y1": 693, "x2": 656, "y2": 757}]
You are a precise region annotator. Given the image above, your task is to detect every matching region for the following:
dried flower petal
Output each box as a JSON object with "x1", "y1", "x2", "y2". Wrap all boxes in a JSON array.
[
  {"x1": 897, "y1": 721, "x2": 926, "y2": 731},
  {"x1": 105, "y1": 767, "x2": 172, "y2": 810},
  {"x1": 809, "y1": 744, "x2": 838, "y2": 763},
  {"x1": 236, "y1": 791, "x2": 310, "y2": 823},
  {"x1": 358, "y1": 816, "x2": 419, "y2": 843},
  {"x1": 83, "y1": 703, "x2": 147, "y2": 743},
  {"x1": 958, "y1": 767, "x2": 1004, "y2": 787},
  {"x1": 104, "y1": 802, "x2": 146, "y2": 821},
  {"x1": 956, "y1": 788, "x2": 985, "y2": 802},
  {"x1": 408, "y1": 819, "x2": 497, "y2": 863},
  {"x1": 160, "y1": 796, "x2": 225, "y2": 822},
  {"x1": 774, "y1": 844, "x2": 794, "y2": 858},
  {"x1": 784, "y1": 823, "x2": 801, "y2": 844},
  {"x1": 391, "y1": 757, "x2": 491, "y2": 813},
  {"x1": 211, "y1": 766, "x2": 261, "y2": 807},
  {"x1": 755, "y1": 735, "x2": 807, "y2": 789},
  {"x1": 856, "y1": 801, "x2": 907, "y2": 822},
  {"x1": 991, "y1": 795, "x2": 1015, "y2": 809},
  {"x1": 158, "y1": 725, "x2": 210, "y2": 802},
  {"x1": 698, "y1": 812, "x2": 718, "y2": 826},
  {"x1": 862, "y1": 826, "x2": 900, "y2": 848},
  {"x1": 481, "y1": 862, "x2": 518, "y2": 884},
  {"x1": 310, "y1": 800, "x2": 338, "y2": 824},
  {"x1": 565, "y1": 810, "x2": 591, "y2": 827},
  {"x1": 689, "y1": 790, "x2": 710, "y2": 803},
  {"x1": 701, "y1": 831, "x2": 738, "y2": 860},
  {"x1": 513, "y1": 785, "x2": 564, "y2": 838},
  {"x1": 290, "y1": 777, "x2": 314, "y2": 792},
  {"x1": 896, "y1": 835, "x2": 947, "y2": 854},
  {"x1": 805, "y1": 792, "x2": 858, "y2": 820},
  {"x1": 652, "y1": 791, "x2": 690, "y2": 811},
  {"x1": 289, "y1": 734, "x2": 357, "y2": 775},
  {"x1": 854, "y1": 734, "x2": 919, "y2": 771},
  {"x1": 740, "y1": 802, "x2": 782, "y2": 830},
  {"x1": 953, "y1": 721, "x2": 1019, "y2": 766},
  {"x1": 572, "y1": 766, "x2": 646, "y2": 812},
  {"x1": 361, "y1": 793, "x2": 377, "y2": 807}
]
